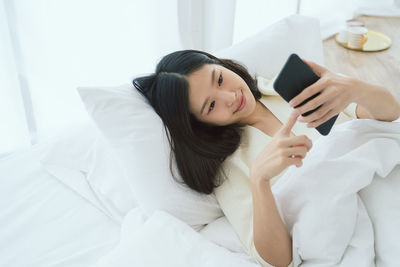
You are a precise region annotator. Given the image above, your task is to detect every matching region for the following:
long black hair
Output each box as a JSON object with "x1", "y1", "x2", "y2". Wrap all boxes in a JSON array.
[{"x1": 133, "y1": 49, "x2": 261, "y2": 194}]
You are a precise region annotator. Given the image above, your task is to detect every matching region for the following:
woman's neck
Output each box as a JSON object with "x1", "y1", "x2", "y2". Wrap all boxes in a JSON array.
[
  {"x1": 245, "y1": 100, "x2": 291, "y2": 137},
  {"x1": 252, "y1": 100, "x2": 298, "y2": 138},
  {"x1": 245, "y1": 101, "x2": 271, "y2": 127}
]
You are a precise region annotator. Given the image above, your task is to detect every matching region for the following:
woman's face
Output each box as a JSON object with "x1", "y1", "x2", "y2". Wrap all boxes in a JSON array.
[{"x1": 187, "y1": 64, "x2": 257, "y2": 126}]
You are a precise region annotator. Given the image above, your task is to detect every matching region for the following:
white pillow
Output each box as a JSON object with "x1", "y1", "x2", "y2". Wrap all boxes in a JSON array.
[
  {"x1": 77, "y1": 84, "x2": 223, "y2": 230},
  {"x1": 39, "y1": 120, "x2": 137, "y2": 221},
  {"x1": 76, "y1": 14, "x2": 325, "y2": 229},
  {"x1": 214, "y1": 14, "x2": 324, "y2": 79}
]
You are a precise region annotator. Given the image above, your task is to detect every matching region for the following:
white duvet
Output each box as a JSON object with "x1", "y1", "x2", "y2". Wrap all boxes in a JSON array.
[
  {"x1": 272, "y1": 118, "x2": 400, "y2": 267},
  {"x1": 91, "y1": 208, "x2": 259, "y2": 267},
  {"x1": 91, "y1": 118, "x2": 400, "y2": 267}
]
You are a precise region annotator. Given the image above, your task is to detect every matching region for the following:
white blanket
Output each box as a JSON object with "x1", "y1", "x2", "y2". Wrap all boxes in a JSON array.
[
  {"x1": 0, "y1": 142, "x2": 120, "y2": 267},
  {"x1": 92, "y1": 208, "x2": 259, "y2": 267},
  {"x1": 272, "y1": 118, "x2": 400, "y2": 267}
]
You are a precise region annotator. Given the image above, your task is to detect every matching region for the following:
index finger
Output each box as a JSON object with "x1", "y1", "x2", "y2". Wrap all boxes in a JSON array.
[{"x1": 280, "y1": 109, "x2": 300, "y2": 136}]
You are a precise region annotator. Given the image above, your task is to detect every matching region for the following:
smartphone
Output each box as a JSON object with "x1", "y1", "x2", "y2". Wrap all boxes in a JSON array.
[{"x1": 273, "y1": 53, "x2": 338, "y2": 136}]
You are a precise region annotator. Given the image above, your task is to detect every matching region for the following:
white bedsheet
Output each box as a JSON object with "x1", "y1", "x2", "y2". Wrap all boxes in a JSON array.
[
  {"x1": 0, "y1": 143, "x2": 120, "y2": 267},
  {"x1": 0, "y1": 134, "x2": 255, "y2": 267},
  {"x1": 272, "y1": 118, "x2": 400, "y2": 267}
]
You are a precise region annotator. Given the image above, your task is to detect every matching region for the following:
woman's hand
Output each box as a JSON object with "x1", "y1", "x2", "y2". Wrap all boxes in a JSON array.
[
  {"x1": 250, "y1": 110, "x2": 313, "y2": 183},
  {"x1": 288, "y1": 59, "x2": 357, "y2": 128}
]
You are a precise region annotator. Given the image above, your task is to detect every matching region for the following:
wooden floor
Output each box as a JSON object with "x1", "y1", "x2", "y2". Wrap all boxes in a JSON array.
[{"x1": 323, "y1": 15, "x2": 400, "y2": 102}]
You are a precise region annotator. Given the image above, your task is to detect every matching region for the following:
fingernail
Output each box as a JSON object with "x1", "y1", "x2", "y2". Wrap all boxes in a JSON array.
[
  {"x1": 289, "y1": 100, "x2": 295, "y2": 107},
  {"x1": 291, "y1": 109, "x2": 299, "y2": 116},
  {"x1": 297, "y1": 116, "x2": 303, "y2": 121}
]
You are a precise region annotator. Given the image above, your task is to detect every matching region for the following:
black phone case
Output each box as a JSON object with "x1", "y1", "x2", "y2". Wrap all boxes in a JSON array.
[{"x1": 273, "y1": 53, "x2": 338, "y2": 136}]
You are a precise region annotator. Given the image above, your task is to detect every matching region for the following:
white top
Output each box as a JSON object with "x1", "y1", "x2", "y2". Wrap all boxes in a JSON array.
[{"x1": 214, "y1": 80, "x2": 357, "y2": 267}]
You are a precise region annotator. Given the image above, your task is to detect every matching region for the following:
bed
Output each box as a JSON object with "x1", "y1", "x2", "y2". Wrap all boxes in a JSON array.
[
  {"x1": 0, "y1": 129, "x2": 259, "y2": 267},
  {"x1": 0, "y1": 142, "x2": 120, "y2": 267},
  {"x1": 1, "y1": 14, "x2": 400, "y2": 267},
  {"x1": 1, "y1": 118, "x2": 400, "y2": 267}
]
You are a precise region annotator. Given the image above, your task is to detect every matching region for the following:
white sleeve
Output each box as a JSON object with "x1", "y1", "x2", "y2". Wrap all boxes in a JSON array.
[
  {"x1": 214, "y1": 157, "x2": 293, "y2": 267},
  {"x1": 343, "y1": 102, "x2": 358, "y2": 119}
]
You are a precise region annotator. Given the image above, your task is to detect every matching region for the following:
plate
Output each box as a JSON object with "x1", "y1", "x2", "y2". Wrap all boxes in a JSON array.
[{"x1": 335, "y1": 30, "x2": 391, "y2": 52}]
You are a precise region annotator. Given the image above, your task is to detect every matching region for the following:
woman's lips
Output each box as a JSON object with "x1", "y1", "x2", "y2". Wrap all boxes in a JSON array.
[{"x1": 235, "y1": 91, "x2": 246, "y2": 113}]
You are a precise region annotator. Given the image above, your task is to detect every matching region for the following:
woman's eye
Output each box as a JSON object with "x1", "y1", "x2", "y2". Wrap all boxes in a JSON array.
[
  {"x1": 218, "y1": 73, "x2": 223, "y2": 86},
  {"x1": 208, "y1": 101, "x2": 215, "y2": 112}
]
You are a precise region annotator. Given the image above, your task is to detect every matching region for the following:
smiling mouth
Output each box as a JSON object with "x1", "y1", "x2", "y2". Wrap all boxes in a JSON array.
[{"x1": 234, "y1": 90, "x2": 245, "y2": 113}]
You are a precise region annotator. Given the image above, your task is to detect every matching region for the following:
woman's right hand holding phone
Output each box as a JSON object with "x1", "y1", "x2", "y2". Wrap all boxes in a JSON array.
[{"x1": 250, "y1": 109, "x2": 313, "y2": 184}]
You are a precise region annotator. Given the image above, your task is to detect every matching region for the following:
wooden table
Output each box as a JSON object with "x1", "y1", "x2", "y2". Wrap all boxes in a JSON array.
[{"x1": 323, "y1": 15, "x2": 400, "y2": 102}]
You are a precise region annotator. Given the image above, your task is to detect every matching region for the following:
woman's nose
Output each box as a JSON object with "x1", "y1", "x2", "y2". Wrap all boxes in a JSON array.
[{"x1": 220, "y1": 91, "x2": 236, "y2": 107}]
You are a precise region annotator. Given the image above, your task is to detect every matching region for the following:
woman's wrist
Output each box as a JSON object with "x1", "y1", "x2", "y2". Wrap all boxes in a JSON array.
[
  {"x1": 350, "y1": 77, "x2": 374, "y2": 104},
  {"x1": 344, "y1": 76, "x2": 365, "y2": 104},
  {"x1": 250, "y1": 175, "x2": 271, "y2": 190},
  {"x1": 348, "y1": 78, "x2": 400, "y2": 121}
]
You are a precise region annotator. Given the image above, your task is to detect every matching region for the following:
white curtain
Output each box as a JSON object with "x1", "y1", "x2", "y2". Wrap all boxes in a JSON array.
[
  {"x1": 0, "y1": 0, "x2": 31, "y2": 157},
  {"x1": 178, "y1": 0, "x2": 237, "y2": 53},
  {"x1": 1, "y1": 0, "x2": 182, "y2": 156}
]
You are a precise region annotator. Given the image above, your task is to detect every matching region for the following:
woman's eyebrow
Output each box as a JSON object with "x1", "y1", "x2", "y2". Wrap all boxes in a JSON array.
[{"x1": 200, "y1": 68, "x2": 215, "y2": 115}]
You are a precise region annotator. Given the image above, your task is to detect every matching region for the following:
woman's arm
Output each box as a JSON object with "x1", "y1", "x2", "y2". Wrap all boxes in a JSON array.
[
  {"x1": 352, "y1": 79, "x2": 400, "y2": 121},
  {"x1": 214, "y1": 165, "x2": 278, "y2": 267},
  {"x1": 251, "y1": 179, "x2": 292, "y2": 267},
  {"x1": 248, "y1": 111, "x2": 312, "y2": 267}
]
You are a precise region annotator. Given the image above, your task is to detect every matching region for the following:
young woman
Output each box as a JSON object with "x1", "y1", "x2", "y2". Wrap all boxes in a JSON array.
[{"x1": 133, "y1": 49, "x2": 400, "y2": 267}]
